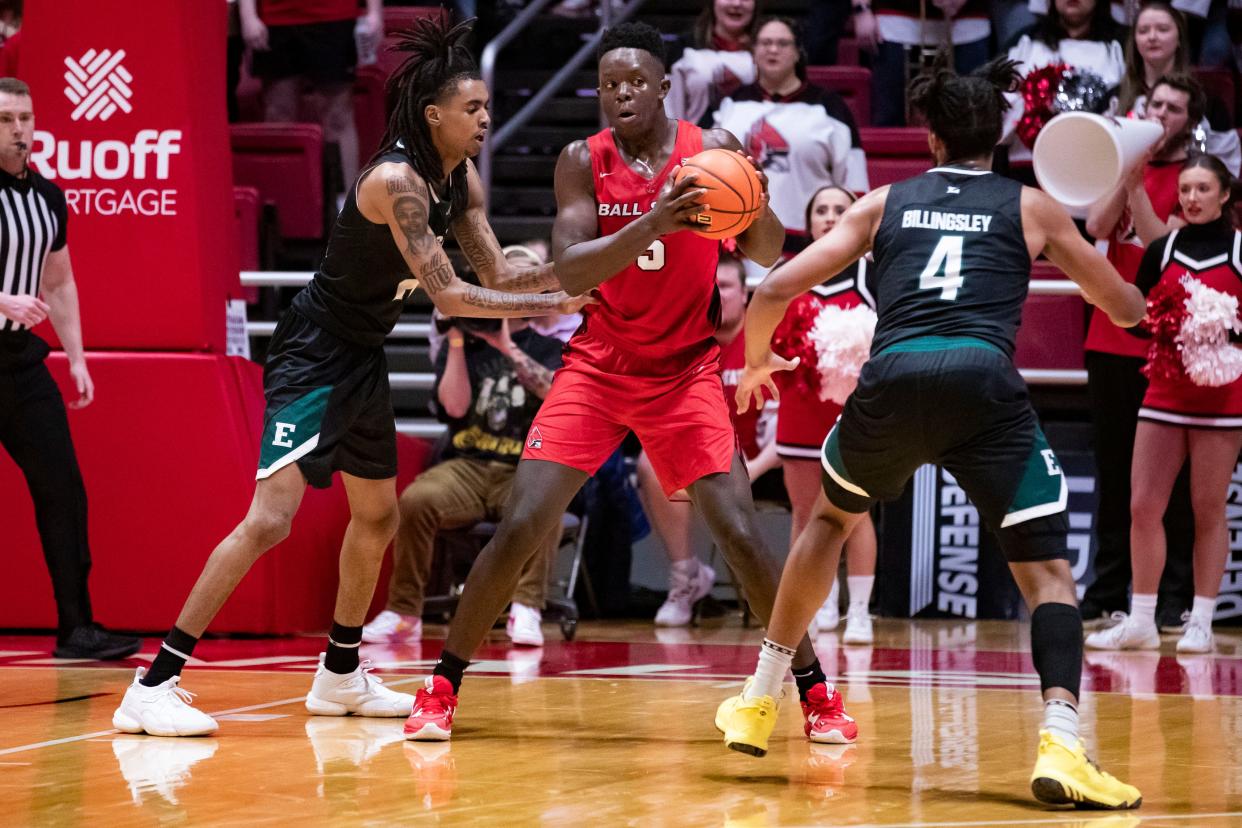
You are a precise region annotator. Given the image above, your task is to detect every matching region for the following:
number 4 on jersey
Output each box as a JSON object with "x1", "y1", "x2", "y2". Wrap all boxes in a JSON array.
[{"x1": 918, "y1": 235, "x2": 964, "y2": 300}]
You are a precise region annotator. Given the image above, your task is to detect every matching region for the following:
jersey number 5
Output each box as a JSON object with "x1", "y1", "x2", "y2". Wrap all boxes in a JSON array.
[
  {"x1": 918, "y1": 235, "x2": 964, "y2": 301},
  {"x1": 637, "y1": 239, "x2": 666, "y2": 272}
]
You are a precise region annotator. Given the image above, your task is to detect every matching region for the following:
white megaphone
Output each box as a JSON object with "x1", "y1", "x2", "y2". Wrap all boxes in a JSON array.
[{"x1": 1032, "y1": 112, "x2": 1165, "y2": 210}]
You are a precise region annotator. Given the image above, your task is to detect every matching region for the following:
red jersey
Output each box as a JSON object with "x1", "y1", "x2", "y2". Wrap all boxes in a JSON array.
[
  {"x1": 1086, "y1": 160, "x2": 1182, "y2": 357},
  {"x1": 718, "y1": 326, "x2": 764, "y2": 459},
  {"x1": 1137, "y1": 222, "x2": 1242, "y2": 428},
  {"x1": 582, "y1": 121, "x2": 721, "y2": 364},
  {"x1": 258, "y1": 0, "x2": 358, "y2": 26}
]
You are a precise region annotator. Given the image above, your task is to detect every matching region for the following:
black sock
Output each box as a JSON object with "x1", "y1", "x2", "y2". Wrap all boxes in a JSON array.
[
  {"x1": 141, "y1": 626, "x2": 198, "y2": 687},
  {"x1": 324, "y1": 621, "x2": 363, "y2": 675},
  {"x1": 433, "y1": 650, "x2": 470, "y2": 694},
  {"x1": 792, "y1": 658, "x2": 827, "y2": 702},
  {"x1": 1030, "y1": 602, "x2": 1083, "y2": 698}
]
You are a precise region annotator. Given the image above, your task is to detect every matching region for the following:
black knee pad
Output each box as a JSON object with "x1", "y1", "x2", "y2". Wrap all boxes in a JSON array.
[
  {"x1": 1030, "y1": 602, "x2": 1083, "y2": 698},
  {"x1": 996, "y1": 511, "x2": 1071, "y2": 562}
]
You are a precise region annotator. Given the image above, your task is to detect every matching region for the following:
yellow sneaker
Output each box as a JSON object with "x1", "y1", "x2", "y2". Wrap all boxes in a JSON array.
[
  {"x1": 715, "y1": 679, "x2": 781, "y2": 757},
  {"x1": 1030, "y1": 730, "x2": 1142, "y2": 810}
]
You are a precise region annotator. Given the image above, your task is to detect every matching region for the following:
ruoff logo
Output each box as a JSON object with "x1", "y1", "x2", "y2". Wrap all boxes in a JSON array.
[{"x1": 64, "y1": 48, "x2": 133, "y2": 122}]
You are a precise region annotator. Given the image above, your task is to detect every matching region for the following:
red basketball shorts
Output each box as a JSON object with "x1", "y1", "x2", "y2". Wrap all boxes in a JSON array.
[{"x1": 524, "y1": 334, "x2": 736, "y2": 496}]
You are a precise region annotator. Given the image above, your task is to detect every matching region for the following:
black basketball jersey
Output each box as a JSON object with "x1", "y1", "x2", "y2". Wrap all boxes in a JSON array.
[
  {"x1": 870, "y1": 167, "x2": 1030, "y2": 357},
  {"x1": 292, "y1": 146, "x2": 464, "y2": 347}
]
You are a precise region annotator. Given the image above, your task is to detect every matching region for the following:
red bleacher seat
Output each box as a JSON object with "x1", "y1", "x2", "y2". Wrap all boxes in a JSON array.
[
  {"x1": 1017, "y1": 260, "x2": 1085, "y2": 371},
  {"x1": 383, "y1": 5, "x2": 447, "y2": 35},
  {"x1": 354, "y1": 64, "x2": 388, "y2": 170},
  {"x1": 807, "y1": 65, "x2": 871, "y2": 126},
  {"x1": 231, "y1": 123, "x2": 325, "y2": 241},
  {"x1": 377, "y1": 33, "x2": 409, "y2": 83},
  {"x1": 233, "y1": 186, "x2": 261, "y2": 272},
  {"x1": 1194, "y1": 66, "x2": 1236, "y2": 124},
  {"x1": 859, "y1": 126, "x2": 933, "y2": 187}
]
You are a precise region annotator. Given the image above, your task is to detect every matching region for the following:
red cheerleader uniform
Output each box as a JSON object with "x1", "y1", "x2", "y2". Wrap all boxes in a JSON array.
[
  {"x1": 1135, "y1": 217, "x2": 1242, "y2": 429},
  {"x1": 771, "y1": 259, "x2": 875, "y2": 458}
]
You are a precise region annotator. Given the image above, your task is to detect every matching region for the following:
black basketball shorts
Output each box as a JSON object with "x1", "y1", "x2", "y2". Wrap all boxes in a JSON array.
[
  {"x1": 250, "y1": 19, "x2": 357, "y2": 86},
  {"x1": 256, "y1": 309, "x2": 396, "y2": 489},
  {"x1": 819, "y1": 336, "x2": 1069, "y2": 562}
]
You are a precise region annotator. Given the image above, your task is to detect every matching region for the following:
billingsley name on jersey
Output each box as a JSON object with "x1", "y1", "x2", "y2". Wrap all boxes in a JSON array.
[{"x1": 901, "y1": 209, "x2": 993, "y2": 233}]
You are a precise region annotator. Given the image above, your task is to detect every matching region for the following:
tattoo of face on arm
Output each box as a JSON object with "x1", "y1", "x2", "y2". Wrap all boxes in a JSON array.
[{"x1": 393, "y1": 193, "x2": 436, "y2": 260}]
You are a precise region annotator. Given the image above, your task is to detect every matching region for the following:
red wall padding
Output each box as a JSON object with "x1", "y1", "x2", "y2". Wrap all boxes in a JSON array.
[{"x1": 0, "y1": 353, "x2": 431, "y2": 634}]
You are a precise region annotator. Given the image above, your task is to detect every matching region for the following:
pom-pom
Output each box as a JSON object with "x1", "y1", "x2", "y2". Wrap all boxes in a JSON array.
[
  {"x1": 1141, "y1": 277, "x2": 1189, "y2": 383},
  {"x1": 807, "y1": 304, "x2": 877, "y2": 404},
  {"x1": 1178, "y1": 275, "x2": 1242, "y2": 386},
  {"x1": 1054, "y1": 69, "x2": 1111, "y2": 115},
  {"x1": 1016, "y1": 63, "x2": 1066, "y2": 149},
  {"x1": 771, "y1": 296, "x2": 824, "y2": 397}
]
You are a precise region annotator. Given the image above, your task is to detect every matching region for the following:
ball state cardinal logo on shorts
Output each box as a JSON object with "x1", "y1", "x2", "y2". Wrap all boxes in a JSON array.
[{"x1": 527, "y1": 426, "x2": 543, "y2": 450}]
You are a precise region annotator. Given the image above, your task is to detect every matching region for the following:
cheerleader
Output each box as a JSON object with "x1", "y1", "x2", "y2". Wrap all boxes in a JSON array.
[
  {"x1": 771, "y1": 186, "x2": 878, "y2": 644},
  {"x1": 1087, "y1": 153, "x2": 1242, "y2": 655}
]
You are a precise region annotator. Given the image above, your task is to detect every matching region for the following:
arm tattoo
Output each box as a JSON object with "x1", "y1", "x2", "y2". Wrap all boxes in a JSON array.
[
  {"x1": 508, "y1": 347, "x2": 555, "y2": 398},
  {"x1": 418, "y1": 257, "x2": 455, "y2": 294},
  {"x1": 386, "y1": 176, "x2": 420, "y2": 195},
  {"x1": 455, "y1": 213, "x2": 498, "y2": 277},
  {"x1": 463, "y1": 285, "x2": 559, "y2": 312},
  {"x1": 393, "y1": 192, "x2": 436, "y2": 260}
]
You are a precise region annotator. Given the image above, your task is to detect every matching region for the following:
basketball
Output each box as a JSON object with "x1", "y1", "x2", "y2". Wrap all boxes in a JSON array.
[{"x1": 673, "y1": 148, "x2": 763, "y2": 239}]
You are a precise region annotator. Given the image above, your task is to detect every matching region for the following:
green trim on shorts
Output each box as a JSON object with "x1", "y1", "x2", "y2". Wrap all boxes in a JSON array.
[
  {"x1": 820, "y1": 425, "x2": 871, "y2": 498},
  {"x1": 876, "y1": 335, "x2": 1005, "y2": 357},
  {"x1": 257, "y1": 385, "x2": 333, "y2": 479},
  {"x1": 1000, "y1": 428, "x2": 1068, "y2": 528}
]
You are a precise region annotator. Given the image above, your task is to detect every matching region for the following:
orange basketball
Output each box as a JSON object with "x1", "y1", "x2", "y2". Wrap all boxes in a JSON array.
[{"x1": 673, "y1": 148, "x2": 763, "y2": 239}]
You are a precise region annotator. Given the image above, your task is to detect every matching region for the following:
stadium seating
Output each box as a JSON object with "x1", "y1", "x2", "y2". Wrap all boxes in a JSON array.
[
  {"x1": 1194, "y1": 66, "x2": 1236, "y2": 123},
  {"x1": 230, "y1": 123, "x2": 326, "y2": 242},
  {"x1": 807, "y1": 65, "x2": 872, "y2": 127},
  {"x1": 859, "y1": 126, "x2": 933, "y2": 186}
]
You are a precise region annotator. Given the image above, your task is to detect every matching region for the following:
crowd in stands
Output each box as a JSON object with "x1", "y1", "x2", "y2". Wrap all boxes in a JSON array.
[{"x1": 216, "y1": 1, "x2": 1242, "y2": 649}]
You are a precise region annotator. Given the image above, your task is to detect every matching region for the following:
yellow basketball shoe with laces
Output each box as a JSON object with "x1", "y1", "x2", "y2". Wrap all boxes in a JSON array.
[
  {"x1": 1030, "y1": 730, "x2": 1142, "y2": 810},
  {"x1": 715, "y1": 678, "x2": 782, "y2": 757}
]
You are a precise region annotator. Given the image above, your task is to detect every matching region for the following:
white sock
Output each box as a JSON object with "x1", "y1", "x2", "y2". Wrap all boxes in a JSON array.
[
  {"x1": 1130, "y1": 593, "x2": 1157, "y2": 625},
  {"x1": 847, "y1": 575, "x2": 874, "y2": 612},
  {"x1": 1191, "y1": 595, "x2": 1216, "y2": 628},
  {"x1": 1043, "y1": 699, "x2": 1079, "y2": 743},
  {"x1": 747, "y1": 639, "x2": 794, "y2": 701}
]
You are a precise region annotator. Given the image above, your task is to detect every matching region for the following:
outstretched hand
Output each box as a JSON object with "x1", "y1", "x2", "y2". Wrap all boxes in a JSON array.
[{"x1": 735, "y1": 352, "x2": 799, "y2": 414}]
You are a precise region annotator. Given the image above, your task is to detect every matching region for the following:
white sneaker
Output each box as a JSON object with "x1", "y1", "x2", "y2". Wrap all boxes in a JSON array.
[
  {"x1": 361, "y1": 610, "x2": 422, "y2": 644},
  {"x1": 1177, "y1": 615, "x2": 1214, "y2": 654},
  {"x1": 842, "y1": 607, "x2": 873, "y2": 645},
  {"x1": 655, "y1": 561, "x2": 716, "y2": 627},
  {"x1": 815, "y1": 595, "x2": 840, "y2": 633},
  {"x1": 506, "y1": 602, "x2": 544, "y2": 647},
  {"x1": 305, "y1": 655, "x2": 415, "y2": 717},
  {"x1": 112, "y1": 668, "x2": 219, "y2": 737},
  {"x1": 1084, "y1": 613, "x2": 1160, "y2": 651},
  {"x1": 112, "y1": 735, "x2": 218, "y2": 805}
]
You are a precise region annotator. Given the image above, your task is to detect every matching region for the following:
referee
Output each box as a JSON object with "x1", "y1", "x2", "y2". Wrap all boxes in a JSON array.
[{"x1": 0, "y1": 78, "x2": 138, "y2": 659}]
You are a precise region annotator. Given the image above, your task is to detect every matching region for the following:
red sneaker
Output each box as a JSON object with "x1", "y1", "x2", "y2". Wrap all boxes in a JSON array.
[
  {"x1": 403, "y1": 676, "x2": 457, "y2": 741},
  {"x1": 801, "y1": 682, "x2": 858, "y2": 744}
]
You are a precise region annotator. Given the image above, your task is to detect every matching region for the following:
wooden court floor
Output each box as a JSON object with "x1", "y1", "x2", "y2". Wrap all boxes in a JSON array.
[{"x1": 2, "y1": 620, "x2": 1241, "y2": 827}]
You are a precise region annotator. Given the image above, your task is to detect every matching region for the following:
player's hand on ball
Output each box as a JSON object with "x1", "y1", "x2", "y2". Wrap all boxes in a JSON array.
[
  {"x1": 648, "y1": 168, "x2": 707, "y2": 236},
  {"x1": 739, "y1": 152, "x2": 769, "y2": 198},
  {"x1": 736, "y1": 353, "x2": 799, "y2": 415}
]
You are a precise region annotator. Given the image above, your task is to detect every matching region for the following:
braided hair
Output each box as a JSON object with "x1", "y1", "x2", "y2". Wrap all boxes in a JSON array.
[
  {"x1": 376, "y1": 15, "x2": 479, "y2": 205},
  {"x1": 907, "y1": 57, "x2": 1022, "y2": 163}
]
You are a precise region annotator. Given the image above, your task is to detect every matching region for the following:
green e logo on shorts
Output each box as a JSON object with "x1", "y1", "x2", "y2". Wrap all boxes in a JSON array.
[{"x1": 257, "y1": 386, "x2": 333, "y2": 479}]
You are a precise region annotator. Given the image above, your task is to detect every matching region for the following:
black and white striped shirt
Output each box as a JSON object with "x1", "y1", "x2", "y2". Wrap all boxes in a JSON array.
[{"x1": 0, "y1": 168, "x2": 68, "y2": 332}]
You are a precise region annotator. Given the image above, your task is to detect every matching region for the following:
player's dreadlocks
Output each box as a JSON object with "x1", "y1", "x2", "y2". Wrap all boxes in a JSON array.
[{"x1": 377, "y1": 15, "x2": 478, "y2": 201}]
